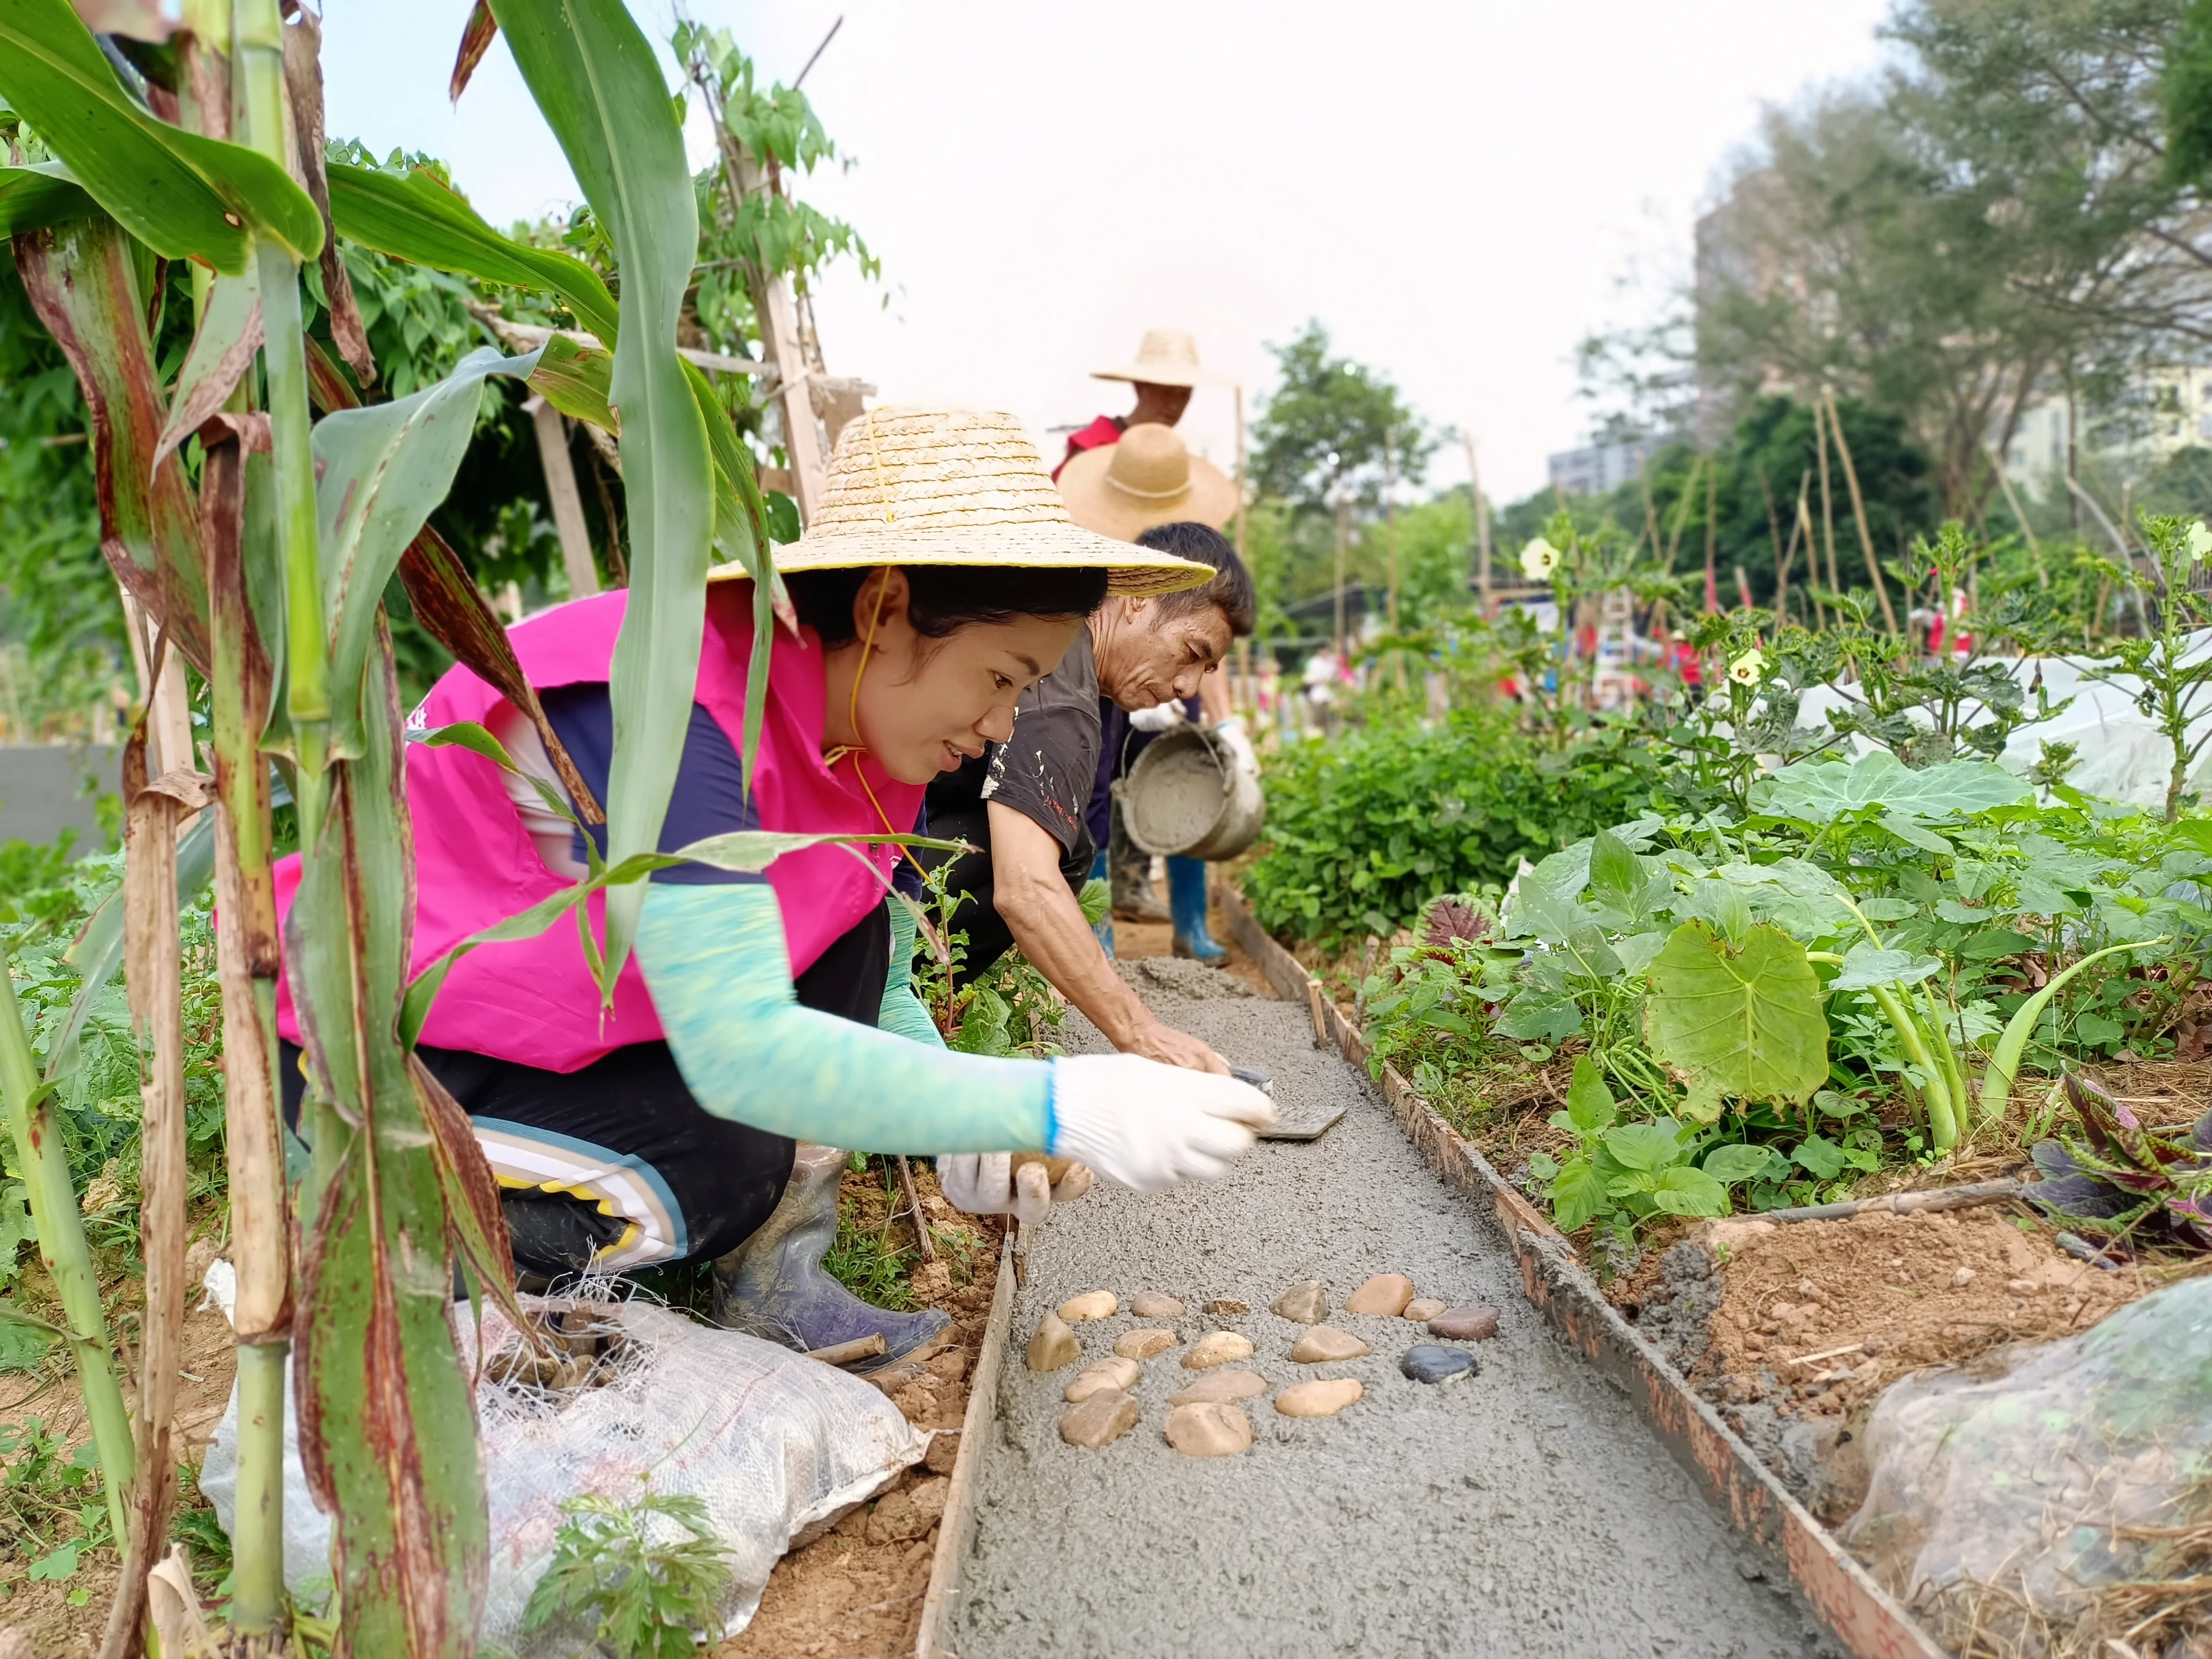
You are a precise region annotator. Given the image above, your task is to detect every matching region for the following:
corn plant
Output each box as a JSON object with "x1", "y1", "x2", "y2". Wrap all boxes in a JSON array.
[{"x1": 0, "y1": 0, "x2": 795, "y2": 1650}]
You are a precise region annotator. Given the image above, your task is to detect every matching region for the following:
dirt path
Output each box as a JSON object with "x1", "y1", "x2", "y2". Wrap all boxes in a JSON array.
[{"x1": 950, "y1": 964, "x2": 1835, "y2": 1659}]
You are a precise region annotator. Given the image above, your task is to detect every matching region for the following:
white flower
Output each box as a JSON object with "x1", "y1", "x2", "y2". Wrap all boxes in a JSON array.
[
  {"x1": 1520, "y1": 537, "x2": 1560, "y2": 580},
  {"x1": 1728, "y1": 649, "x2": 1766, "y2": 687},
  {"x1": 2188, "y1": 521, "x2": 2212, "y2": 563}
]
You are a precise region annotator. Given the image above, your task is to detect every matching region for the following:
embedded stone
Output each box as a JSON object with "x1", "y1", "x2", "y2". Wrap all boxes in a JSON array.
[
  {"x1": 1064, "y1": 1357, "x2": 1141, "y2": 1402},
  {"x1": 1130, "y1": 1293, "x2": 1186, "y2": 1319},
  {"x1": 1289, "y1": 1325, "x2": 1369, "y2": 1363},
  {"x1": 1058, "y1": 1290, "x2": 1118, "y2": 1323},
  {"x1": 1026, "y1": 1312, "x2": 1080, "y2": 1372},
  {"x1": 1344, "y1": 1274, "x2": 1416, "y2": 1317},
  {"x1": 1181, "y1": 1331, "x2": 1255, "y2": 1370},
  {"x1": 1270, "y1": 1281, "x2": 1328, "y2": 1324},
  {"x1": 1164, "y1": 1402, "x2": 1252, "y2": 1457},
  {"x1": 1205, "y1": 1298, "x2": 1250, "y2": 1316},
  {"x1": 1275, "y1": 1379, "x2": 1364, "y2": 1418},
  {"x1": 1168, "y1": 1369, "x2": 1267, "y2": 1406},
  {"x1": 1403, "y1": 1298, "x2": 1448, "y2": 1322},
  {"x1": 1426, "y1": 1306, "x2": 1500, "y2": 1342},
  {"x1": 1401, "y1": 1344, "x2": 1477, "y2": 1384},
  {"x1": 1058, "y1": 1389, "x2": 1139, "y2": 1448},
  {"x1": 1114, "y1": 1328, "x2": 1177, "y2": 1361}
]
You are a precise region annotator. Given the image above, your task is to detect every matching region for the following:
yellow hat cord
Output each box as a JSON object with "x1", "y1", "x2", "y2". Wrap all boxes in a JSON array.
[{"x1": 820, "y1": 571, "x2": 928, "y2": 878}]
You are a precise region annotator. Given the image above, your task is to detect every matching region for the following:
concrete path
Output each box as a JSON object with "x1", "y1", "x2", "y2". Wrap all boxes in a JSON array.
[{"x1": 950, "y1": 965, "x2": 1835, "y2": 1659}]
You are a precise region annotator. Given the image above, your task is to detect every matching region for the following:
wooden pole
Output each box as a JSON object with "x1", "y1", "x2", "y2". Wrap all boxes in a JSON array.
[
  {"x1": 526, "y1": 397, "x2": 599, "y2": 599},
  {"x1": 1825, "y1": 390, "x2": 1900, "y2": 633},
  {"x1": 1702, "y1": 457, "x2": 1719, "y2": 613},
  {"x1": 117, "y1": 588, "x2": 194, "y2": 777},
  {"x1": 1987, "y1": 445, "x2": 2047, "y2": 590},
  {"x1": 1463, "y1": 432, "x2": 1493, "y2": 617},
  {"x1": 1774, "y1": 470, "x2": 1809, "y2": 628},
  {"x1": 1663, "y1": 454, "x2": 1702, "y2": 573},
  {"x1": 1384, "y1": 433, "x2": 1399, "y2": 631},
  {"x1": 1333, "y1": 486, "x2": 1348, "y2": 660},
  {"x1": 1813, "y1": 396, "x2": 1842, "y2": 602}
]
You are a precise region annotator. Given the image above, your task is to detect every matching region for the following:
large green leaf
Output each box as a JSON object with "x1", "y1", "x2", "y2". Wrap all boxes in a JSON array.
[
  {"x1": 0, "y1": 160, "x2": 95, "y2": 235},
  {"x1": 13, "y1": 217, "x2": 212, "y2": 671},
  {"x1": 326, "y1": 160, "x2": 619, "y2": 342},
  {"x1": 290, "y1": 636, "x2": 487, "y2": 1658},
  {"x1": 528, "y1": 334, "x2": 616, "y2": 432},
  {"x1": 1751, "y1": 750, "x2": 2032, "y2": 823},
  {"x1": 309, "y1": 346, "x2": 542, "y2": 757},
  {"x1": 1643, "y1": 919, "x2": 1828, "y2": 1121},
  {"x1": 0, "y1": 0, "x2": 321, "y2": 271},
  {"x1": 493, "y1": 0, "x2": 714, "y2": 993}
]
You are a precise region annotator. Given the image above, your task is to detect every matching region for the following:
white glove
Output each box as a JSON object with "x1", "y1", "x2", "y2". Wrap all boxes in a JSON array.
[
  {"x1": 1046, "y1": 1055, "x2": 1274, "y2": 1193},
  {"x1": 936, "y1": 1154, "x2": 1092, "y2": 1225},
  {"x1": 1212, "y1": 715, "x2": 1257, "y2": 774},
  {"x1": 1129, "y1": 699, "x2": 1188, "y2": 733}
]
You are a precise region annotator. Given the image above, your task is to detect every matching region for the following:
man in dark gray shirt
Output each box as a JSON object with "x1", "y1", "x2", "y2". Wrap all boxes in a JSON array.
[{"x1": 923, "y1": 524, "x2": 1255, "y2": 1072}]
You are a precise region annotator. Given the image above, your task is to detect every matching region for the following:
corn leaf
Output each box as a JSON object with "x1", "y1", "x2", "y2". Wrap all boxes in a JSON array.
[
  {"x1": 309, "y1": 345, "x2": 543, "y2": 757},
  {"x1": 528, "y1": 334, "x2": 616, "y2": 432},
  {"x1": 0, "y1": 161, "x2": 96, "y2": 236},
  {"x1": 326, "y1": 159, "x2": 619, "y2": 342},
  {"x1": 0, "y1": 0, "x2": 321, "y2": 271},
  {"x1": 13, "y1": 217, "x2": 212, "y2": 671},
  {"x1": 152, "y1": 264, "x2": 262, "y2": 471},
  {"x1": 290, "y1": 634, "x2": 488, "y2": 1657},
  {"x1": 493, "y1": 0, "x2": 713, "y2": 994}
]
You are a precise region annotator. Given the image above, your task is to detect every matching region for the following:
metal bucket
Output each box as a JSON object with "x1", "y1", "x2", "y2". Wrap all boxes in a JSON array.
[{"x1": 1121, "y1": 725, "x2": 1265, "y2": 861}]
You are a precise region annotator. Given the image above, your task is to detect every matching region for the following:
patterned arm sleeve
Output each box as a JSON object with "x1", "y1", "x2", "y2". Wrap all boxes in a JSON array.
[{"x1": 878, "y1": 897, "x2": 948, "y2": 1048}]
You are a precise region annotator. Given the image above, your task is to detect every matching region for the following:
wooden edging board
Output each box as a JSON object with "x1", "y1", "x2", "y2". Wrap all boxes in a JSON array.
[
  {"x1": 1218, "y1": 886, "x2": 1946, "y2": 1659},
  {"x1": 914, "y1": 1227, "x2": 1018, "y2": 1659}
]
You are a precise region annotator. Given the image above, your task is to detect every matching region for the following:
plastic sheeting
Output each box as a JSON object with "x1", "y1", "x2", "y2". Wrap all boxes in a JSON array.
[{"x1": 198, "y1": 1281, "x2": 925, "y2": 1652}]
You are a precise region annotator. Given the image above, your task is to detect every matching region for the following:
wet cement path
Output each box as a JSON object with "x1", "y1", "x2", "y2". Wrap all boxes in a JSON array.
[{"x1": 950, "y1": 963, "x2": 1833, "y2": 1659}]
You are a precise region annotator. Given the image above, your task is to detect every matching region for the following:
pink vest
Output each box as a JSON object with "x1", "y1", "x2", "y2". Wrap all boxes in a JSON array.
[{"x1": 273, "y1": 584, "x2": 924, "y2": 1072}]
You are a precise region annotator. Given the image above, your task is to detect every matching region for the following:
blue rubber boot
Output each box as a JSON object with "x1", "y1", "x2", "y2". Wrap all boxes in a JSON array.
[
  {"x1": 710, "y1": 1143, "x2": 948, "y2": 1368},
  {"x1": 1168, "y1": 856, "x2": 1226, "y2": 963}
]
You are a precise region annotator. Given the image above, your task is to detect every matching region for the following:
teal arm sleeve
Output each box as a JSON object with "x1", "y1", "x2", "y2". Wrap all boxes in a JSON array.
[
  {"x1": 636, "y1": 882, "x2": 1050, "y2": 1154},
  {"x1": 878, "y1": 898, "x2": 947, "y2": 1049}
]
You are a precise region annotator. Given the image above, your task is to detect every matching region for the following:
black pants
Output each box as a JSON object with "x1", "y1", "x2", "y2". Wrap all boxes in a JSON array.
[{"x1": 281, "y1": 902, "x2": 890, "y2": 1277}]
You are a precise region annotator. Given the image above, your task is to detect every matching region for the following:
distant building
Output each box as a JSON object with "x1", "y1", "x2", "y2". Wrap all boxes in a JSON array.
[
  {"x1": 1547, "y1": 433, "x2": 1671, "y2": 497},
  {"x1": 2001, "y1": 365, "x2": 2212, "y2": 489}
]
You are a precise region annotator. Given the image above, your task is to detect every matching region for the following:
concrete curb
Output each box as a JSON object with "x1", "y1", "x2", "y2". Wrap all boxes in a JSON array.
[{"x1": 1219, "y1": 885, "x2": 1944, "y2": 1659}]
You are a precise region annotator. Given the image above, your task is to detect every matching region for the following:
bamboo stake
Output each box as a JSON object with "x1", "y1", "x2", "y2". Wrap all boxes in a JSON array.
[
  {"x1": 1333, "y1": 486, "x2": 1348, "y2": 659},
  {"x1": 527, "y1": 397, "x2": 600, "y2": 598},
  {"x1": 896, "y1": 1156, "x2": 936, "y2": 1263},
  {"x1": 1464, "y1": 432, "x2": 1492, "y2": 617},
  {"x1": 1774, "y1": 470, "x2": 1809, "y2": 628},
  {"x1": 1813, "y1": 396, "x2": 1842, "y2": 603},
  {"x1": 1702, "y1": 456, "x2": 1719, "y2": 613},
  {"x1": 1988, "y1": 440, "x2": 2040, "y2": 588},
  {"x1": 1384, "y1": 433, "x2": 1399, "y2": 631},
  {"x1": 1825, "y1": 391, "x2": 1900, "y2": 632},
  {"x1": 1662, "y1": 454, "x2": 1703, "y2": 573},
  {"x1": 1796, "y1": 480, "x2": 1825, "y2": 631}
]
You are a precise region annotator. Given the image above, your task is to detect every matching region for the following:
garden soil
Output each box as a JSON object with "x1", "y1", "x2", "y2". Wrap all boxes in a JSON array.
[{"x1": 949, "y1": 972, "x2": 1835, "y2": 1659}]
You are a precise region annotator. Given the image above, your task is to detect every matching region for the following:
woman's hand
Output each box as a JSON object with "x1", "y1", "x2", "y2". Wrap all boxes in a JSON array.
[
  {"x1": 938, "y1": 1153, "x2": 1094, "y2": 1224},
  {"x1": 1047, "y1": 1056, "x2": 1274, "y2": 1192}
]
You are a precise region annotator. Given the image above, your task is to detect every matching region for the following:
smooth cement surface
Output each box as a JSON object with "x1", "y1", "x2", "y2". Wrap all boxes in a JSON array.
[{"x1": 950, "y1": 970, "x2": 1837, "y2": 1659}]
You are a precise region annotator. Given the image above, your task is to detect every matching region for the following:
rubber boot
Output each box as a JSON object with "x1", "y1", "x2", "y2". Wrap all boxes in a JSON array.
[
  {"x1": 1168, "y1": 856, "x2": 1226, "y2": 963},
  {"x1": 710, "y1": 1143, "x2": 948, "y2": 1368}
]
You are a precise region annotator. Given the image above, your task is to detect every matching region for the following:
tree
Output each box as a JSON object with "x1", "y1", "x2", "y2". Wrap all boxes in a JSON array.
[{"x1": 1250, "y1": 320, "x2": 1432, "y2": 511}]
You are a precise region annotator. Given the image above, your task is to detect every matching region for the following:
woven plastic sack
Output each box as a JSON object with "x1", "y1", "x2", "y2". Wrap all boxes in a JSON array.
[
  {"x1": 1841, "y1": 1276, "x2": 2212, "y2": 1619},
  {"x1": 198, "y1": 1287, "x2": 925, "y2": 1651}
]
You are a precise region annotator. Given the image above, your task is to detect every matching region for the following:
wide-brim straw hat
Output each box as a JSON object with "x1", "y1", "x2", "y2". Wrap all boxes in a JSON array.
[
  {"x1": 727, "y1": 406, "x2": 1212, "y2": 597},
  {"x1": 1058, "y1": 422, "x2": 1242, "y2": 542},
  {"x1": 1091, "y1": 327, "x2": 1229, "y2": 388}
]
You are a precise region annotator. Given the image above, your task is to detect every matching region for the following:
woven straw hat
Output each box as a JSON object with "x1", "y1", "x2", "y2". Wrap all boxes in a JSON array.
[
  {"x1": 733, "y1": 406, "x2": 1212, "y2": 597},
  {"x1": 1058, "y1": 422, "x2": 1242, "y2": 542},
  {"x1": 1091, "y1": 327, "x2": 1227, "y2": 388}
]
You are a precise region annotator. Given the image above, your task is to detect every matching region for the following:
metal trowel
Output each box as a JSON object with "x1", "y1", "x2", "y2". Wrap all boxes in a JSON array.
[{"x1": 1234, "y1": 1065, "x2": 1345, "y2": 1142}]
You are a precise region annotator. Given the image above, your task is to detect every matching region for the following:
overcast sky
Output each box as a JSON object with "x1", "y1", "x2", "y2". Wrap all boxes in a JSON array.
[{"x1": 320, "y1": 1, "x2": 1896, "y2": 505}]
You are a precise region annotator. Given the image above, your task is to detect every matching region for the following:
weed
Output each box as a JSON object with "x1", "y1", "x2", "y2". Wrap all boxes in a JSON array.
[
  {"x1": 822, "y1": 1193, "x2": 916, "y2": 1311},
  {"x1": 522, "y1": 1482, "x2": 733, "y2": 1659}
]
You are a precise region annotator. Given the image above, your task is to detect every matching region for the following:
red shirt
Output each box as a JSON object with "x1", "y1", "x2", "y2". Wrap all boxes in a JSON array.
[{"x1": 1054, "y1": 414, "x2": 1124, "y2": 481}]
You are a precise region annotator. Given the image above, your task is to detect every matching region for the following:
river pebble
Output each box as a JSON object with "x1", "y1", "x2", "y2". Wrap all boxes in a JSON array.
[
  {"x1": 1181, "y1": 1331, "x2": 1254, "y2": 1370},
  {"x1": 1064, "y1": 1357, "x2": 1142, "y2": 1402},
  {"x1": 1058, "y1": 1290, "x2": 1118, "y2": 1323},
  {"x1": 1288, "y1": 1325, "x2": 1368, "y2": 1363},
  {"x1": 1059, "y1": 1389, "x2": 1140, "y2": 1448},
  {"x1": 1167, "y1": 1369, "x2": 1267, "y2": 1406},
  {"x1": 1130, "y1": 1293, "x2": 1186, "y2": 1319},
  {"x1": 1270, "y1": 1281, "x2": 1328, "y2": 1324},
  {"x1": 1164, "y1": 1402, "x2": 1252, "y2": 1457},
  {"x1": 1275, "y1": 1379, "x2": 1364, "y2": 1418},
  {"x1": 1403, "y1": 1298, "x2": 1448, "y2": 1322},
  {"x1": 1205, "y1": 1298, "x2": 1250, "y2": 1316},
  {"x1": 1344, "y1": 1274, "x2": 1416, "y2": 1316},
  {"x1": 1425, "y1": 1305, "x2": 1500, "y2": 1342},
  {"x1": 1026, "y1": 1312, "x2": 1079, "y2": 1372},
  {"x1": 1401, "y1": 1344, "x2": 1477, "y2": 1384},
  {"x1": 1114, "y1": 1328, "x2": 1178, "y2": 1361}
]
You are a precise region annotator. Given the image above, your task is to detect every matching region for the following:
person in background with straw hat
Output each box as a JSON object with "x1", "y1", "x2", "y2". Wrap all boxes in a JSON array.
[
  {"x1": 270, "y1": 408, "x2": 1271, "y2": 1371},
  {"x1": 1054, "y1": 325, "x2": 1222, "y2": 482},
  {"x1": 921, "y1": 422, "x2": 1254, "y2": 1070}
]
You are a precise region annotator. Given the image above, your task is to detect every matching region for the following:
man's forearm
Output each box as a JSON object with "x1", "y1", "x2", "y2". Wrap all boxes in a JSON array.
[{"x1": 985, "y1": 806, "x2": 1153, "y2": 1048}]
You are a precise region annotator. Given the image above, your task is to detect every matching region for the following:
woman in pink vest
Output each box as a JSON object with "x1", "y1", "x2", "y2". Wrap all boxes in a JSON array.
[{"x1": 274, "y1": 409, "x2": 1272, "y2": 1368}]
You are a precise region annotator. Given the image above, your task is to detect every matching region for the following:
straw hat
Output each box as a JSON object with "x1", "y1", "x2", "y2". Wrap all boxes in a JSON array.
[
  {"x1": 1091, "y1": 328, "x2": 1227, "y2": 388},
  {"x1": 1057, "y1": 423, "x2": 1242, "y2": 542},
  {"x1": 730, "y1": 406, "x2": 1212, "y2": 597}
]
